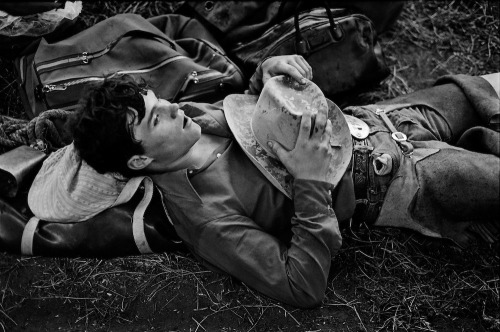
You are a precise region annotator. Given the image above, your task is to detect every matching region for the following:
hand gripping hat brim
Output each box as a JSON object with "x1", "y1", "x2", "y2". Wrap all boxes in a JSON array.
[{"x1": 223, "y1": 76, "x2": 352, "y2": 199}]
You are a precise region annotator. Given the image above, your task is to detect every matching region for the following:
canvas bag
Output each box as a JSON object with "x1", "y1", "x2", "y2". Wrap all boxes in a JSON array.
[
  {"x1": 228, "y1": 4, "x2": 390, "y2": 98},
  {"x1": 14, "y1": 13, "x2": 245, "y2": 119}
]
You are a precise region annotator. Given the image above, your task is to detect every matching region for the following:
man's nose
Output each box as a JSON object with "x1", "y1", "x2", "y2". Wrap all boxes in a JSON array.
[{"x1": 167, "y1": 103, "x2": 179, "y2": 118}]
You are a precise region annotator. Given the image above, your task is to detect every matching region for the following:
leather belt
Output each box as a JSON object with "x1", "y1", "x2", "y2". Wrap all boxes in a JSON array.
[{"x1": 351, "y1": 138, "x2": 391, "y2": 225}]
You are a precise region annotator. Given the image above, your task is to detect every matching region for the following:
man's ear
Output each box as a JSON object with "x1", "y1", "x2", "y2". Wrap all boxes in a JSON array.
[{"x1": 127, "y1": 155, "x2": 154, "y2": 171}]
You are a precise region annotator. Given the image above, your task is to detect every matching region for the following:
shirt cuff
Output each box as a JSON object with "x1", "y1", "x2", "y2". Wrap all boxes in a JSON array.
[{"x1": 293, "y1": 179, "x2": 333, "y2": 215}]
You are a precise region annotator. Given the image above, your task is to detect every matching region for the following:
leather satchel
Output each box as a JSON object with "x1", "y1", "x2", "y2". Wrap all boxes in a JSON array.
[
  {"x1": 229, "y1": 3, "x2": 390, "y2": 98},
  {"x1": 14, "y1": 13, "x2": 245, "y2": 119}
]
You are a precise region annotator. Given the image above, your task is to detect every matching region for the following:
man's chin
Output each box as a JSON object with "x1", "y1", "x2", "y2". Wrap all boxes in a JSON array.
[{"x1": 193, "y1": 122, "x2": 202, "y2": 136}]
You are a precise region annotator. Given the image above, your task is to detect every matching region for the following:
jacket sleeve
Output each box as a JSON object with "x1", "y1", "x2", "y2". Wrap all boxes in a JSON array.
[{"x1": 194, "y1": 179, "x2": 342, "y2": 308}]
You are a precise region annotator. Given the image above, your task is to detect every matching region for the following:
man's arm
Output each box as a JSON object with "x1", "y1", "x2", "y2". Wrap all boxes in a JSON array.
[
  {"x1": 195, "y1": 93, "x2": 340, "y2": 307},
  {"x1": 195, "y1": 178, "x2": 340, "y2": 308}
]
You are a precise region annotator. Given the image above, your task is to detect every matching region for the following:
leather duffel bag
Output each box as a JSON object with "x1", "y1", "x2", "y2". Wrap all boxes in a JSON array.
[
  {"x1": 14, "y1": 13, "x2": 245, "y2": 119},
  {"x1": 228, "y1": 3, "x2": 390, "y2": 98},
  {"x1": 0, "y1": 145, "x2": 185, "y2": 257},
  {"x1": 0, "y1": 189, "x2": 185, "y2": 257}
]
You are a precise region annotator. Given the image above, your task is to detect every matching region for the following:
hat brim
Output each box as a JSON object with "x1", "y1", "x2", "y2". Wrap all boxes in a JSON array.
[{"x1": 223, "y1": 94, "x2": 353, "y2": 199}]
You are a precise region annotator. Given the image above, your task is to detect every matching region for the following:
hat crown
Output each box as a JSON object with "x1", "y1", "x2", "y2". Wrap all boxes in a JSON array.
[
  {"x1": 28, "y1": 143, "x2": 130, "y2": 222},
  {"x1": 251, "y1": 75, "x2": 328, "y2": 157},
  {"x1": 223, "y1": 76, "x2": 353, "y2": 192}
]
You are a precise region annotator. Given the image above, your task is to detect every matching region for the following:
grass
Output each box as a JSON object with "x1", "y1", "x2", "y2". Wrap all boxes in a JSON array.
[{"x1": 0, "y1": 1, "x2": 499, "y2": 331}]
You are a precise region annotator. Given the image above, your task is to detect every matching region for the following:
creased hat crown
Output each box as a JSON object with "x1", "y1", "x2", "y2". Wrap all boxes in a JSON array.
[
  {"x1": 251, "y1": 75, "x2": 328, "y2": 157},
  {"x1": 223, "y1": 75, "x2": 353, "y2": 196}
]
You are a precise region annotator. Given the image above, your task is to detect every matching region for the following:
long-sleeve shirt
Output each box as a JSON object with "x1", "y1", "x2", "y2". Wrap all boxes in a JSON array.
[
  {"x1": 151, "y1": 72, "x2": 500, "y2": 307},
  {"x1": 151, "y1": 101, "x2": 342, "y2": 308}
]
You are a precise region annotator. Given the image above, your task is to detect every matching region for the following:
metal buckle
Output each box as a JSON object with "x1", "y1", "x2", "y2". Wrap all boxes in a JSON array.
[
  {"x1": 391, "y1": 131, "x2": 407, "y2": 142},
  {"x1": 344, "y1": 114, "x2": 370, "y2": 140}
]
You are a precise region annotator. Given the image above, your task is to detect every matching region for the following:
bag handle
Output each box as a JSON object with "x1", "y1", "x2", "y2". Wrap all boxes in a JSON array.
[
  {"x1": 101, "y1": 29, "x2": 177, "y2": 55},
  {"x1": 100, "y1": 14, "x2": 178, "y2": 51},
  {"x1": 293, "y1": 0, "x2": 343, "y2": 55}
]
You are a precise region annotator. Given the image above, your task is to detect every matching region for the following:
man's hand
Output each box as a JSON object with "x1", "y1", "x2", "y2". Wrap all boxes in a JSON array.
[
  {"x1": 261, "y1": 55, "x2": 313, "y2": 86},
  {"x1": 267, "y1": 102, "x2": 336, "y2": 185}
]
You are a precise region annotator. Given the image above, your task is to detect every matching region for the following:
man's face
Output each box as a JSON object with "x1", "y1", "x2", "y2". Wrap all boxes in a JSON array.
[{"x1": 128, "y1": 90, "x2": 201, "y2": 172}]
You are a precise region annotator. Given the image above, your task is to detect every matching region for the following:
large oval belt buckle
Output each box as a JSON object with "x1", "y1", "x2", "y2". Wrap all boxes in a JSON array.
[{"x1": 343, "y1": 114, "x2": 370, "y2": 140}]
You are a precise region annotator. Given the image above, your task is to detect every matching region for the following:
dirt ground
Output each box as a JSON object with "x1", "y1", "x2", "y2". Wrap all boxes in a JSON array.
[
  {"x1": 2, "y1": 237, "x2": 497, "y2": 331},
  {"x1": 1, "y1": 1, "x2": 499, "y2": 332}
]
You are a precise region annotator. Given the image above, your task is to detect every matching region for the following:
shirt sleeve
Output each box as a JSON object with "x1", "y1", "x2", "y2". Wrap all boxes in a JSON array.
[
  {"x1": 193, "y1": 178, "x2": 342, "y2": 308},
  {"x1": 245, "y1": 58, "x2": 268, "y2": 95}
]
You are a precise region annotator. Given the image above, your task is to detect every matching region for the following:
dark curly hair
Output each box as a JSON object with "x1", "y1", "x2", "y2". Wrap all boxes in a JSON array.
[{"x1": 72, "y1": 75, "x2": 148, "y2": 177}]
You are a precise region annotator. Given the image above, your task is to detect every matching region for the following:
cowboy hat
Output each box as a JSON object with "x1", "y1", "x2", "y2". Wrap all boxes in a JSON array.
[
  {"x1": 28, "y1": 143, "x2": 150, "y2": 223},
  {"x1": 223, "y1": 75, "x2": 353, "y2": 198}
]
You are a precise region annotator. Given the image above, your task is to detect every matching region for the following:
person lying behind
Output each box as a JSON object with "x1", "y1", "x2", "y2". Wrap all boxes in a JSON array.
[{"x1": 64, "y1": 56, "x2": 499, "y2": 308}]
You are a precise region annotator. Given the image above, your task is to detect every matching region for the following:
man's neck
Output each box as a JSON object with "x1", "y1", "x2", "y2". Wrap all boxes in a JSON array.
[{"x1": 186, "y1": 133, "x2": 227, "y2": 170}]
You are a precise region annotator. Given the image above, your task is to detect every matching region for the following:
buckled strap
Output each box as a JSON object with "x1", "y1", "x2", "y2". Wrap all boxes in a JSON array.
[{"x1": 375, "y1": 108, "x2": 414, "y2": 157}]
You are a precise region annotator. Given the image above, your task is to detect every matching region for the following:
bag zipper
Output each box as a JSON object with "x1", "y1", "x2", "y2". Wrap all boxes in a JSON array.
[
  {"x1": 42, "y1": 69, "x2": 227, "y2": 104},
  {"x1": 36, "y1": 35, "x2": 173, "y2": 74},
  {"x1": 37, "y1": 49, "x2": 107, "y2": 74},
  {"x1": 40, "y1": 63, "x2": 229, "y2": 105},
  {"x1": 40, "y1": 55, "x2": 188, "y2": 94},
  {"x1": 172, "y1": 69, "x2": 232, "y2": 101}
]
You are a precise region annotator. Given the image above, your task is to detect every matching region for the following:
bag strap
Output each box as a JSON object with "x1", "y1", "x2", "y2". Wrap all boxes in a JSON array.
[
  {"x1": 114, "y1": 176, "x2": 148, "y2": 206},
  {"x1": 113, "y1": 176, "x2": 155, "y2": 254},
  {"x1": 21, "y1": 217, "x2": 39, "y2": 255},
  {"x1": 132, "y1": 177, "x2": 154, "y2": 254},
  {"x1": 293, "y1": 0, "x2": 343, "y2": 55}
]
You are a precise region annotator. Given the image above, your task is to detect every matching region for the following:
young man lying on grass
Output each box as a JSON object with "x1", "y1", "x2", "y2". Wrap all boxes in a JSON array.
[{"x1": 37, "y1": 55, "x2": 500, "y2": 308}]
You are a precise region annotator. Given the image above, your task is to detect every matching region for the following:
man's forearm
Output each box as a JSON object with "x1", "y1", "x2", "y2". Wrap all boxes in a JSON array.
[{"x1": 194, "y1": 178, "x2": 341, "y2": 308}]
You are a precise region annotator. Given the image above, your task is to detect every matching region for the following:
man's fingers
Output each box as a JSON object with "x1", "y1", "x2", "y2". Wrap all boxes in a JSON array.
[
  {"x1": 296, "y1": 112, "x2": 312, "y2": 143},
  {"x1": 312, "y1": 107, "x2": 328, "y2": 137},
  {"x1": 262, "y1": 72, "x2": 272, "y2": 86},
  {"x1": 283, "y1": 65, "x2": 307, "y2": 84},
  {"x1": 294, "y1": 56, "x2": 313, "y2": 80}
]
